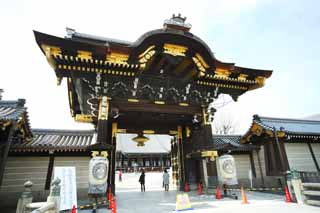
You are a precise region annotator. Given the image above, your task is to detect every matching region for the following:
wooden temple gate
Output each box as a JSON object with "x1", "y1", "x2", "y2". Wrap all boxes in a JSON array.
[{"x1": 34, "y1": 14, "x2": 272, "y2": 193}]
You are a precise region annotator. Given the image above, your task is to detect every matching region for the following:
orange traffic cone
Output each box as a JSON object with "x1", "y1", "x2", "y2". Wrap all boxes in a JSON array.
[
  {"x1": 71, "y1": 205, "x2": 76, "y2": 213},
  {"x1": 284, "y1": 185, "x2": 292, "y2": 203},
  {"x1": 107, "y1": 186, "x2": 112, "y2": 201},
  {"x1": 197, "y1": 183, "x2": 203, "y2": 195},
  {"x1": 109, "y1": 199, "x2": 114, "y2": 212},
  {"x1": 215, "y1": 186, "x2": 222, "y2": 199},
  {"x1": 184, "y1": 182, "x2": 189, "y2": 192},
  {"x1": 112, "y1": 198, "x2": 117, "y2": 213},
  {"x1": 241, "y1": 186, "x2": 249, "y2": 204}
]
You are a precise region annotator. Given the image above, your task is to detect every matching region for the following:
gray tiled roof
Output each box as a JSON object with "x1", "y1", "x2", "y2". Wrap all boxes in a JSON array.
[
  {"x1": 11, "y1": 129, "x2": 95, "y2": 152},
  {"x1": 11, "y1": 130, "x2": 171, "y2": 153},
  {"x1": 254, "y1": 115, "x2": 320, "y2": 135},
  {"x1": 213, "y1": 135, "x2": 256, "y2": 151},
  {"x1": 0, "y1": 99, "x2": 27, "y2": 121}
]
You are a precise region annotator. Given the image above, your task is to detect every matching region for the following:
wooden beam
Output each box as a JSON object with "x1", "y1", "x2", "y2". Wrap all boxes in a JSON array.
[
  {"x1": 0, "y1": 121, "x2": 16, "y2": 186},
  {"x1": 45, "y1": 151, "x2": 55, "y2": 190},
  {"x1": 256, "y1": 149, "x2": 265, "y2": 186},
  {"x1": 112, "y1": 101, "x2": 201, "y2": 115},
  {"x1": 307, "y1": 142, "x2": 320, "y2": 172}
]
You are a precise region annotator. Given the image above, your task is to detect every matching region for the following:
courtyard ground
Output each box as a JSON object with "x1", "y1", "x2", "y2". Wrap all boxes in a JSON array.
[{"x1": 112, "y1": 171, "x2": 319, "y2": 213}]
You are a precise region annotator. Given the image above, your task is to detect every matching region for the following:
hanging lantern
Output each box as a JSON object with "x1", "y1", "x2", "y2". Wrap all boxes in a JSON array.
[{"x1": 132, "y1": 133, "x2": 149, "y2": 146}]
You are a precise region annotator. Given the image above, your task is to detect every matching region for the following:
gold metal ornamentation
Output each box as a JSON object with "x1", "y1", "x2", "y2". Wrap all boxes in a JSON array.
[
  {"x1": 163, "y1": 43, "x2": 188, "y2": 57},
  {"x1": 77, "y1": 50, "x2": 92, "y2": 60},
  {"x1": 112, "y1": 122, "x2": 118, "y2": 138},
  {"x1": 154, "y1": 101, "x2": 165, "y2": 105},
  {"x1": 128, "y1": 99, "x2": 139, "y2": 103},
  {"x1": 215, "y1": 68, "x2": 231, "y2": 78},
  {"x1": 101, "y1": 151, "x2": 108, "y2": 158},
  {"x1": 98, "y1": 96, "x2": 109, "y2": 120},
  {"x1": 238, "y1": 74, "x2": 248, "y2": 81},
  {"x1": 143, "y1": 130, "x2": 155, "y2": 134},
  {"x1": 185, "y1": 126, "x2": 191, "y2": 138},
  {"x1": 75, "y1": 114, "x2": 94, "y2": 123},
  {"x1": 177, "y1": 126, "x2": 183, "y2": 139},
  {"x1": 107, "y1": 53, "x2": 129, "y2": 64}
]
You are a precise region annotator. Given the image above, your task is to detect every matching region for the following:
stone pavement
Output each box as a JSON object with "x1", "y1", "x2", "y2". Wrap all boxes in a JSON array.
[{"x1": 113, "y1": 172, "x2": 320, "y2": 213}]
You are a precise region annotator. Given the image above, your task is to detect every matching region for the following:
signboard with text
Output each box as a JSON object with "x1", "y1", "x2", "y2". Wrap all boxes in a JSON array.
[{"x1": 54, "y1": 167, "x2": 77, "y2": 210}]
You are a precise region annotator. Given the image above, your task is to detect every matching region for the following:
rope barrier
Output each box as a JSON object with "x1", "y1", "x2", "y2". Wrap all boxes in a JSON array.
[
  {"x1": 59, "y1": 200, "x2": 109, "y2": 212},
  {"x1": 227, "y1": 187, "x2": 283, "y2": 192}
]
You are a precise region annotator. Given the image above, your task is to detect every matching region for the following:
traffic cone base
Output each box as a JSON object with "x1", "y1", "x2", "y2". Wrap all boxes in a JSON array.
[
  {"x1": 215, "y1": 186, "x2": 222, "y2": 199},
  {"x1": 197, "y1": 183, "x2": 203, "y2": 195},
  {"x1": 241, "y1": 186, "x2": 249, "y2": 204},
  {"x1": 71, "y1": 205, "x2": 76, "y2": 213},
  {"x1": 184, "y1": 182, "x2": 189, "y2": 192},
  {"x1": 284, "y1": 185, "x2": 292, "y2": 203}
]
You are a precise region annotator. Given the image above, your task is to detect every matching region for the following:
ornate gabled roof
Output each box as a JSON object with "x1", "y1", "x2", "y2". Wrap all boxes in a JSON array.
[
  {"x1": 241, "y1": 115, "x2": 320, "y2": 144},
  {"x1": 213, "y1": 135, "x2": 257, "y2": 151},
  {"x1": 34, "y1": 15, "x2": 273, "y2": 130},
  {"x1": 11, "y1": 129, "x2": 95, "y2": 152},
  {"x1": 0, "y1": 99, "x2": 32, "y2": 140}
]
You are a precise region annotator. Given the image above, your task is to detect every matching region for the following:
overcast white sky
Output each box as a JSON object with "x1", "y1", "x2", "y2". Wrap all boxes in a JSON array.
[{"x1": 1, "y1": 0, "x2": 319, "y2": 134}]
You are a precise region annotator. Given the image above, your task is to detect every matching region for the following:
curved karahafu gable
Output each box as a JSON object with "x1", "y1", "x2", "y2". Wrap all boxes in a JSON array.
[
  {"x1": 241, "y1": 115, "x2": 320, "y2": 144},
  {"x1": 34, "y1": 15, "x2": 272, "y2": 125}
]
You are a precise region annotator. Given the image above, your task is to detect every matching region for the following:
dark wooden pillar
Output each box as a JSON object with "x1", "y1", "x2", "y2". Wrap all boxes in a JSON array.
[
  {"x1": 0, "y1": 121, "x2": 16, "y2": 187},
  {"x1": 308, "y1": 142, "x2": 320, "y2": 171},
  {"x1": 249, "y1": 151, "x2": 256, "y2": 178},
  {"x1": 256, "y1": 149, "x2": 265, "y2": 186},
  {"x1": 177, "y1": 126, "x2": 186, "y2": 191},
  {"x1": 110, "y1": 122, "x2": 117, "y2": 194},
  {"x1": 273, "y1": 127, "x2": 286, "y2": 173},
  {"x1": 45, "y1": 151, "x2": 55, "y2": 190}
]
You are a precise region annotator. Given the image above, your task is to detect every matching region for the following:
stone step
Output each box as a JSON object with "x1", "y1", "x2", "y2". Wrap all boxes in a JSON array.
[
  {"x1": 302, "y1": 183, "x2": 320, "y2": 189},
  {"x1": 306, "y1": 199, "x2": 320, "y2": 207},
  {"x1": 303, "y1": 190, "x2": 320, "y2": 196}
]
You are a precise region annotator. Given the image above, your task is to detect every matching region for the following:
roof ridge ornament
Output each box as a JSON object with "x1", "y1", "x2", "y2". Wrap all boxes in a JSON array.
[{"x1": 164, "y1": 13, "x2": 192, "y2": 31}]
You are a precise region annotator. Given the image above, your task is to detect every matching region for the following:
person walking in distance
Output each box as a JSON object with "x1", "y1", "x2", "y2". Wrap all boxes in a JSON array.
[
  {"x1": 163, "y1": 169, "x2": 170, "y2": 191},
  {"x1": 119, "y1": 170, "x2": 122, "y2": 182},
  {"x1": 139, "y1": 170, "x2": 145, "y2": 192}
]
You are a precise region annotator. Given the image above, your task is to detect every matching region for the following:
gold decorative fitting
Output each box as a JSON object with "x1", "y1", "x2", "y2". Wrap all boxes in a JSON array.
[
  {"x1": 169, "y1": 130, "x2": 178, "y2": 135},
  {"x1": 154, "y1": 101, "x2": 165, "y2": 105},
  {"x1": 139, "y1": 45, "x2": 156, "y2": 58},
  {"x1": 101, "y1": 151, "x2": 108, "y2": 158},
  {"x1": 128, "y1": 99, "x2": 139, "y2": 103},
  {"x1": 75, "y1": 114, "x2": 94, "y2": 123},
  {"x1": 112, "y1": 122, "x2": 118, "y2": 138},
  {"x1": 185, "y1": 126, "x2": 191, "y2": 138},
  {"x1": 177, "y1": 126, "x2": 183, "y2": 139},
  {"x1": 98, "y1": 96, "x2": 109, "y2": 120},
  {"x1": 201, "y1": 150, "x2": 218, "y2": 161},
  {"x1": 143, "y1": 130, "x2": 155, "y2": 134},
  {"x1": 163, "y1": 43, "x2": 188, "y2": 57},
  {"x1": 117, "y1": 129, "x2": 127, "y2": 133},
  {"x1": 255, "y1": 76, "x2": 265, "y2": 86},
  {"x1": 106, "y1": 52, "x2": 129, "y2": 64},
  {"x1": 56, "y1": 77, "x2": 62, "y2": 86},
  {"x1": 77, "y1": 50, "x2": 92, "y2": 60},
  {"x1": 91, "y1": 151, "x2": 99, "y2": 157},
  {"x1": 179, "y1": 103, "x2": 189, "y2": 106},
  {"x1": 132, "y1": 133, "x2": 149, "y2": 147},
  {"x1": 42, "y1": 45, "x2": 61, "y2": 69},
  {"x1": 215, "y1": 68, "x2": 231, "y2": 78},
  {"x1": 238, "y1": 74, "x2": 248, "y2": 81}
]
